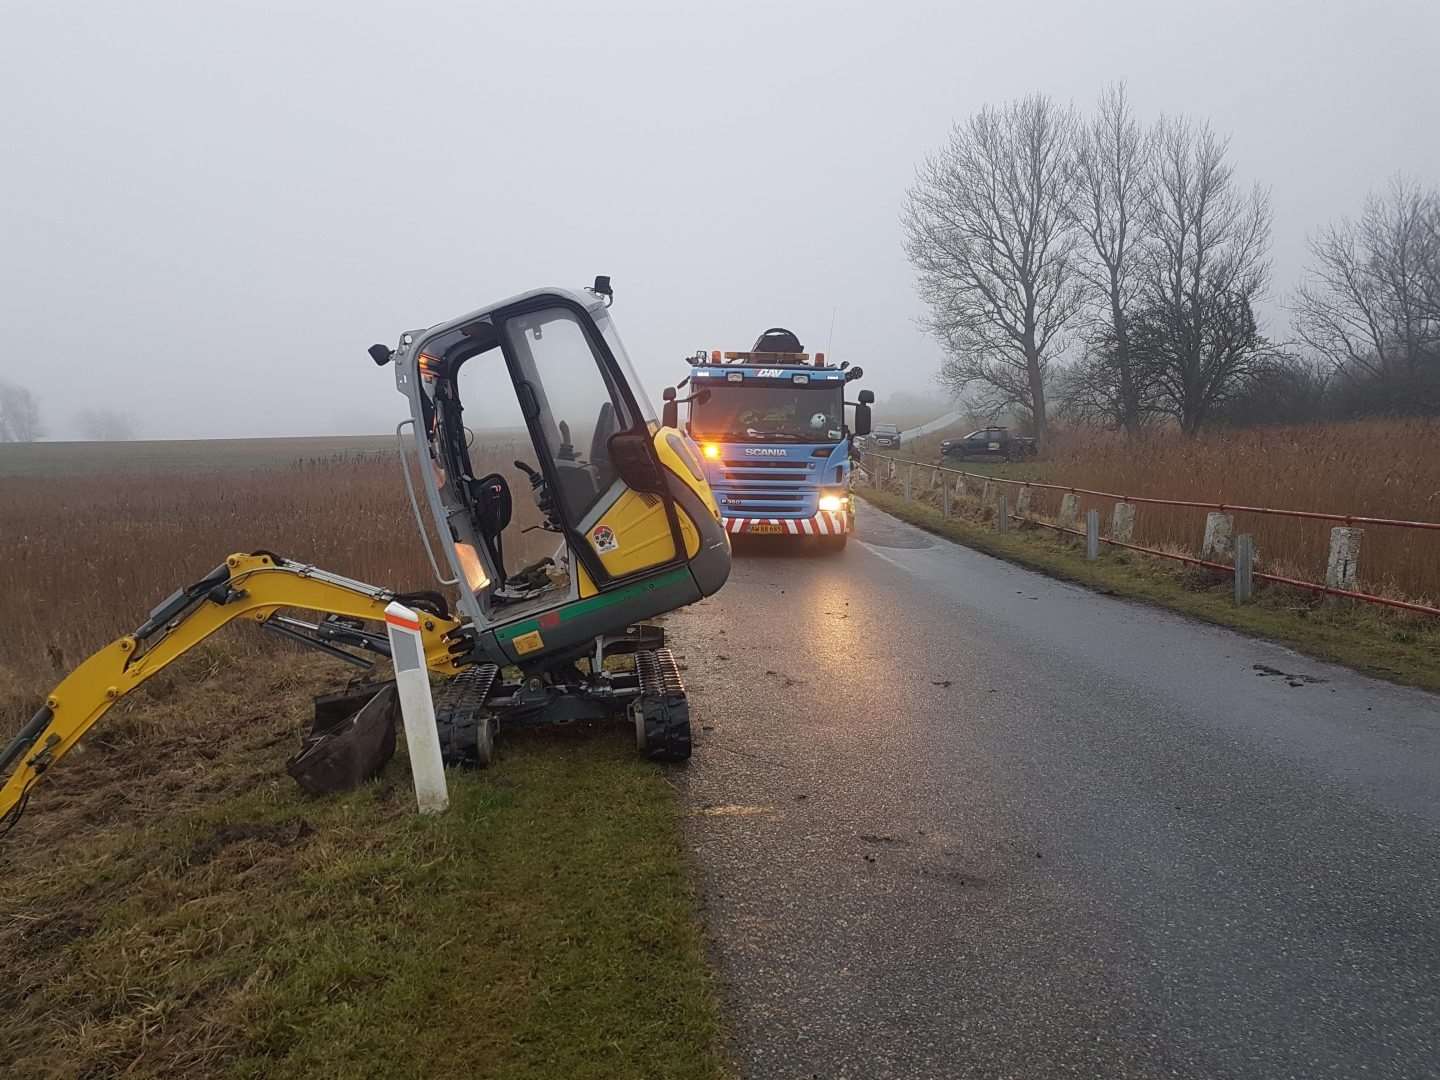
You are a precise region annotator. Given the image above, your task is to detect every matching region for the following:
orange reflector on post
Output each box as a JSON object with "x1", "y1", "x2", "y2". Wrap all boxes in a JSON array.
[{"x1": 385, "y1": 610, "x2": 422, "y2": 631}]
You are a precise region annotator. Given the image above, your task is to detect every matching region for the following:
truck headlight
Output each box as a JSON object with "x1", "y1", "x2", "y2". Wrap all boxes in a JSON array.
[{"x1": 818, "y1": 492, "x2": 848, "y2": 512}]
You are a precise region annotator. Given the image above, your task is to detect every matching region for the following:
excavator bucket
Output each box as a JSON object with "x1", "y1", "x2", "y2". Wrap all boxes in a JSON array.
[{"x1": 286, "y1": 682, "x2": 399, "y2": 795}]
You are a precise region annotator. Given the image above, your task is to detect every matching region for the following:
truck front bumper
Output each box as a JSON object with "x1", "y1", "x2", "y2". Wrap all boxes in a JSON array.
[{"x1": 723, "y1": 510, "x2": 852, "y2": 536}]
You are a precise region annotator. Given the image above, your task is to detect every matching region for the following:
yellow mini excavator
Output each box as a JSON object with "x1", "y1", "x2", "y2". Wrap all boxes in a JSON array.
[{"x1": 0, "y1": 278, "x2": 731, "y2": 834}]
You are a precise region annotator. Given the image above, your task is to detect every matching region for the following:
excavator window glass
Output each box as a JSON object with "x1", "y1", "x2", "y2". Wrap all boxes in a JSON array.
[
  {"x1": 595, "y1": 309, "x2": 657, "y2": 425},
  {"x1": 504, "y1": 307, "x2": 631, "y2": 525}
]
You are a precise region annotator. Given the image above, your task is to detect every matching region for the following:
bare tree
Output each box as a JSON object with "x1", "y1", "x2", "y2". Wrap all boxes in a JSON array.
[
  {"x1": 1069, "y1": 83, "x2": 1153, "y2": 434},
  {"x1": 77, "y1": 408, "x2": 139, "y2": 441},
  {"x1": 904, "y1": 94, "x2": 1083, "y2": 447},
  {"x1": 1420, "y1": 196, "x2": 1440, "y2": 325},
  {"x1": 0, "y1": 380, "x2": 44, "y2": 442},
  {"x1": 1293, "y1": 176, "x2": 1440, "y2": 382},
  {"x1": 1134, "y1": 117, "x2": 1272, "y2": 433}
]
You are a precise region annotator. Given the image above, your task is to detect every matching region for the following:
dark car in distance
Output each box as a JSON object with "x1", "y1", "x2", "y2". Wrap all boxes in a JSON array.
[
  {"x1": 869, "y1": 423, "x2": 901, "y2": 449},
  {"x1": 940, "y1": 426, "x2": 1037, "y2": 462}
]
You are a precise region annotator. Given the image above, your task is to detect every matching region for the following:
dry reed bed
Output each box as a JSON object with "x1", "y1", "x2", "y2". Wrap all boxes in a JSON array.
[
  {"x1": 897, "y1": 419, "x2": 1440, "y2": 601},
  {"x1": 2, "y1": 446, "x2": 549, "y2": 718}
]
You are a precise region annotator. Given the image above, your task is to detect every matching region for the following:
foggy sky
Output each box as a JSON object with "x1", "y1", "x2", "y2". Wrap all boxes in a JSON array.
[{"x1": 2, "y1": 0, "x2": 1437, "y2": 440}]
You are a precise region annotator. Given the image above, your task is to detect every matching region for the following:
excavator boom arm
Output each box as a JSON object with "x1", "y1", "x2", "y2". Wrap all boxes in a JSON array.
[{"x1": 1, "y1": 552, "x2": 464, "y2": 825}]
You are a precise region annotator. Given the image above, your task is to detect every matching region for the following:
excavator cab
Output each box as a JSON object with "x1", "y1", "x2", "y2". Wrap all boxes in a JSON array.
[{"x1": 391, "y1": 281, "x2": 730, "y2": 670}]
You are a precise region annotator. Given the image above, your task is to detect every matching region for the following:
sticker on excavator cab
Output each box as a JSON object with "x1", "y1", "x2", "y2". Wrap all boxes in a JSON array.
[
  {"x1": 591, "y1": 525, "x2": 619, "y2": 554},
  {"x1": 512, "y1": 630, "x2": 545, "y2": 655}
]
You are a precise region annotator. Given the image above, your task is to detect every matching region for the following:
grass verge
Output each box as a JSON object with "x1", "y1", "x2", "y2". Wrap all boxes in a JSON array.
[
  {"x1": 860, "y1": 487, "x2": 1440, "y2": 693},
  {"x1": 2, "y1": 652, "x2": 726, "y2": 1080}
]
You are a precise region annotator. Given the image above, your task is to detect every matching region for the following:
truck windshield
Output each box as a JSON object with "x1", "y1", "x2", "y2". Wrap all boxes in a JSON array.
[{"x1": 691, "y1": 383, "x2": 844, "y2": 442}]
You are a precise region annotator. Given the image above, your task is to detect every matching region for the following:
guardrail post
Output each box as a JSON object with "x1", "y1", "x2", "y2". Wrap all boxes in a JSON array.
[
  {"x1": 930, "y1": 466, "x2": 939, "y2": 490},
  {"x1": 1326, "y1": 527, "x2": 1363, "y2": 601},
  {"x1": 1234, "y1": 534, "x2": 1254, "y2": 604},
  {"x1": 1085, "y1": 509, "x2": 1100, "y2": 559},
  {"x1": 981, "y1": 479, "x2": 994, "y2": 507},
  {"x1": 942, "y1": 477, "x2": 951, "y2": 518},
  {"x1": 997, "y1": 494, "x2": 1010, "y2": 533},
  {"x1": 904, "y1": 466, "x2": 913, "y2": 501},
  {"x1": 1057, "y1": 493, "x2": 1079, "y2": 532},
  {"x1": 1016, "y1": 486, "x2": 1032, "y2": 520},
  {"x1": 1202, "y1": 512, "x2": 1233, "y2": 560},
  {"x1": 1111, "y1": 501, "x2": 1135, "y2": 544}
]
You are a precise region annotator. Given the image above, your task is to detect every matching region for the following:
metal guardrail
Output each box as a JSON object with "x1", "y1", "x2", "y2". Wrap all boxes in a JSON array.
[
  {"x1": 860, "y1": 452, "x2": 1440, "y2": 618},
  {"x1": 864, "y1": 453, "x2": 1440, "y2": 532}
]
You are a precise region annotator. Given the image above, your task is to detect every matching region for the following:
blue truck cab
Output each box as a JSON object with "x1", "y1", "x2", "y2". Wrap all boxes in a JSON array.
[{"x1": 662, "y1": 328, "x2": 873, "y2": 550}]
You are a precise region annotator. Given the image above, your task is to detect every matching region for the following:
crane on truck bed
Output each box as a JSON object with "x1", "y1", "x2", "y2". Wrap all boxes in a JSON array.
[{"x1": 1, "y1": 279, "x2": 732, "y2": 837}]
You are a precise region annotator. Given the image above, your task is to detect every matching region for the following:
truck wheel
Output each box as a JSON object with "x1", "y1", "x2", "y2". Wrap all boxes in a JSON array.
[{"x1": 820, "y1": 534, "x2": 848, "y2": 553}]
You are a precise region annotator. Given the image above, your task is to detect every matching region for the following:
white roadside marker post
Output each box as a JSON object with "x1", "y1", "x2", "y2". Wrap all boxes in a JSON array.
[
  {"x1": 384, "y1": 601, "x2": 449, "y2": 815},
  {"x1": 1234, "y1": 534, "x2": 1255, "y2": 604}
]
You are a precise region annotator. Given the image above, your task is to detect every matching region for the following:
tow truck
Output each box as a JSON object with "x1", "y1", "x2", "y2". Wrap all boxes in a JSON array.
[{"x1": 662, "y1": 328, "x2": 873, "y2": 551}]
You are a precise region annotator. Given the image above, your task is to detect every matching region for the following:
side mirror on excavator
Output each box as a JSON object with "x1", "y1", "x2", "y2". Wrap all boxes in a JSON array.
[{"x1": 608, "y1": 431, "x2": 667, "y2": 494}]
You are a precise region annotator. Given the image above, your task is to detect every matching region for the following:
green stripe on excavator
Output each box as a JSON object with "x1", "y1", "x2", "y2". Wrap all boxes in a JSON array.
[{"x1": 494, "y1": 567, "x2": 692, "y2": 643}]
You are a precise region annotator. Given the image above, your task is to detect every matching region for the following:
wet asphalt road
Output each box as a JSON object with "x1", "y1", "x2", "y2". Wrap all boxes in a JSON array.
[{"x1": 672, "y1": 504, "x2": 1440, "y2": 1080}]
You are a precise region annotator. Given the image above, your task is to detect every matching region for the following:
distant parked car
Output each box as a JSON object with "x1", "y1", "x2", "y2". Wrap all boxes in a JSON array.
[
  {"x1": 940, "y1": 426, "x2": 1037, "y2": 462},
  {"x1": 869, "y1": 423, "x2": 902, "y2": 449}
]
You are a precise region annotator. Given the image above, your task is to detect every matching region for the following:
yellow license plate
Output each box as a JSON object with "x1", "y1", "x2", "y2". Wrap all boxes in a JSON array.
[{"x1": 748, "y1": 523, "x2": 783, "y2": 534}]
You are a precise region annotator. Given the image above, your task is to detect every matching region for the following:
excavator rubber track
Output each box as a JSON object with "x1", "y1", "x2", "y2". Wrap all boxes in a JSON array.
[
  {"x1": 631, "y1": 648, "x2": 692, "y2": 762},
  {"x1": 433, "y1": 664, "x2": 502, "y2": 766}
]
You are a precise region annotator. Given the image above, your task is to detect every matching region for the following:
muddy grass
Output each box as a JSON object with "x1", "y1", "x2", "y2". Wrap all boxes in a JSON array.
[{"x1": 1, "y1": 650, "x2": 726, "y2": 1080}]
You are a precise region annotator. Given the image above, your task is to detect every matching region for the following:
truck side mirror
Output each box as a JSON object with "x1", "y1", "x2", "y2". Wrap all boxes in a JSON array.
[
  {"x1": 858, "y1": 389, "x2": 875, "y2": 404},
  {"x1": 661, "y1": 386, "x2": 678, "y2": 429},
  {"x1": 854, "y1": 403, "x2": 872, "y2": 437}
]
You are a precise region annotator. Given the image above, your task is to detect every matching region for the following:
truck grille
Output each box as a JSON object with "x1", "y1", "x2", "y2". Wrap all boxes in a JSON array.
[{"x1": 706, "y1": 454, "x2": 822, "y2": 518}]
